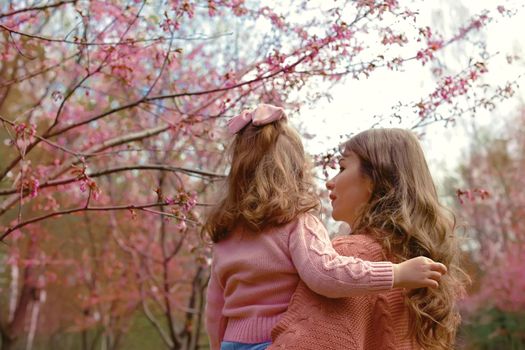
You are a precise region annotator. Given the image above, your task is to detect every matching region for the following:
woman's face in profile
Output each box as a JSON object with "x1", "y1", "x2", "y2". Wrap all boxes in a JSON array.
[{"x1": 326, "y1": 151, "x2": 373, "y2": 226}]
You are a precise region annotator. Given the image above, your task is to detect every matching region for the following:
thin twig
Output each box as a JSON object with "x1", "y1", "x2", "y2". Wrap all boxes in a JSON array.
[
  {"x1": 0, "y1": 0, "x2": 76, "y2": 19},
  {"x1": 0, "y1": 115, "x2": 83, "y2": 158},
  {"x1": 0, "y1": 200, "x2": 207, "y2": 241},
  {"x1": 0, "y1": 24, "x2": 232, "y2": 46}
]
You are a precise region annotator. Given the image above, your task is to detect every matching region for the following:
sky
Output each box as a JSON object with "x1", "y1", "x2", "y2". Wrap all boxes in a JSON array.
[{"x1": 296, "y1": 0, "x2": 525, "y2": 191}]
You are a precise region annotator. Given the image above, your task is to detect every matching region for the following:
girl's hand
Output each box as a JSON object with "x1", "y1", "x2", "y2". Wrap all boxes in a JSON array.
[{"x1": 392, "y1": 257, "x2": 447, "y2": 289}]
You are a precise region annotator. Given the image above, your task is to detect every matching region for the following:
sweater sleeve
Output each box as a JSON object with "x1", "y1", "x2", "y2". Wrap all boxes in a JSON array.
[
  {"x1": 288, "y1": 214, "x2": 394, "y2": 298},
  {"x1": 205, "y1": 267, "x2": 227, "y2": 350}
]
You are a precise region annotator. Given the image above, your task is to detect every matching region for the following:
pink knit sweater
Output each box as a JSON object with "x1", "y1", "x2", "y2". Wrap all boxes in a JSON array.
[
  {"x1": 269, "y1": 234, "x2": 419, "y2": 350},
  {"x1": 205, "y1": 214, "x2": 394, "y2": 350}
]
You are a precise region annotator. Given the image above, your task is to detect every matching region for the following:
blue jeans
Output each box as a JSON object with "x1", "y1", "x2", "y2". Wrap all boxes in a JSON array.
[{"x1": 221, "y1": 341, "x2": 271, "y2": 350}]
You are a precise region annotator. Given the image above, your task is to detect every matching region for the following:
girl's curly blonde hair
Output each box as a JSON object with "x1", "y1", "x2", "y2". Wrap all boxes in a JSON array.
[{"x1": 205, "y1": 119, "x2": 319, "y2": 243}]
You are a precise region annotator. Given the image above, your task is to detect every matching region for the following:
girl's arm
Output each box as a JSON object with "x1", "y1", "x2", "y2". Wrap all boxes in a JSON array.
[
  {"x1": 289, "y1": 214, "x2": 445, "y2": 298},
  {"x1": 205, "y1": 267, "x2": 227, "y2": 350}
]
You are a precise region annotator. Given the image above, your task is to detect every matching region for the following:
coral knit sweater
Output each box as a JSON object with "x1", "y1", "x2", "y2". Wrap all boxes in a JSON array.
[
  {"x1": 205, "y1": 214, "x2": 394, "y2": 350},
  {"x1": 269, "y1": 234, "x2": 420, "y2": 350}
]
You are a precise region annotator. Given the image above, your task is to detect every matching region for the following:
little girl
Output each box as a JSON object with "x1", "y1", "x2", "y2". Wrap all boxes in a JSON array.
[{"x1": 204, "y1": 104, "x2": 446, "y2": 350}]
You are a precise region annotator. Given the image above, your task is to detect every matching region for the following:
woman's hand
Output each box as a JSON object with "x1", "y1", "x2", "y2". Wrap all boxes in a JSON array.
[{"x1": 392, "y1": 257, "x2": 447, "y2": 289}]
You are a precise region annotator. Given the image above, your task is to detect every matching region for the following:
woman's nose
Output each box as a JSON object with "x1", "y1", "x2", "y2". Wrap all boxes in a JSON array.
[{"x1": 326, "y1": 178, "x2": 334, "y2": 190}]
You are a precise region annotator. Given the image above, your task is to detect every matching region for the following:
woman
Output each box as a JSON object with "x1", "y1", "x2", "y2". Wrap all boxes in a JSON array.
[{"x1": 269, "y1": 128, "x2": 468, "y2": 350}]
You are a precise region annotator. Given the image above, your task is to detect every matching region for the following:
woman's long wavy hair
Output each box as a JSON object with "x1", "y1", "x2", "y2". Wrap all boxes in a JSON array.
[
  {"x1": 204, "y1": 119, "x2": 319, "y2": 243},
  {"x1": 343, "y1": 128, "x2": 469, "y2": 350}
]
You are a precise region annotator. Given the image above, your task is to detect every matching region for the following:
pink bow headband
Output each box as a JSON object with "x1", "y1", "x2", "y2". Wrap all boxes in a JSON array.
[{"x1": 227, "y1": 104, "x2": 286, "y2": 135}]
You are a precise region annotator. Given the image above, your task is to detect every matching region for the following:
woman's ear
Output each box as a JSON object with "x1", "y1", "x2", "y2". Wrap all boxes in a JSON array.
[{"x1": 366, "y1": 177, "x2": 374, "y2": 195}]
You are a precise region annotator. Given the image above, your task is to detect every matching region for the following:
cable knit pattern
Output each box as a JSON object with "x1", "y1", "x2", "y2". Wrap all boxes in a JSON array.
[
  {"x1": 289, "y1": 215, "x2": 393, "y2": 298},
  {"x1": 303, "y1": 219, "x2": 371, "y2": 278},
  {"x1": 205, "y1": 214, "x2": 394, "y2": 350},
  {"x1": 269, "y1": 234, "x2": 420, "y2": 350}
]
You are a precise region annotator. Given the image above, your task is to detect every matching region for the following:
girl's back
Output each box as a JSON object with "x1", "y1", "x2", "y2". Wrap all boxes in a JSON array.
[{"x1": 211, "y1": 218, "x2": 300, "y2": 343}]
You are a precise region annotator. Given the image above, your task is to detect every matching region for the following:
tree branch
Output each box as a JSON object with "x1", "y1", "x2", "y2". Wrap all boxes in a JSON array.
[
  {"x1": 0, "y1": 24, "x2": 232, "y2": 46},
  {"x1": 0, "y1": 164, "x2": 224, "y2": 196},
  {"x1": 0, "y1": 0, "x2": 76, "y2": 20},
  {"x1": 1, "y1": 200, "x2": 204, "y2": 241}
]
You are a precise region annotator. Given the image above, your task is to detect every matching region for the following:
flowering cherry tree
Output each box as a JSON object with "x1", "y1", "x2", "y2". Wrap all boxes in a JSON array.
[
  {"x1": 0, "y1": 0, "x2": 522, "y2": 349},
  {"x1": 451, "y1": 107, "x2": 525, "y2": 347},
  {"x1": 455, "y1": 107, "x2": 525, "y2": 306}
]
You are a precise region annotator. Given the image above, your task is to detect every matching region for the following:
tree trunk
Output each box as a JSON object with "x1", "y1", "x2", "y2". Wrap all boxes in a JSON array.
[
  {"x1": 1, "y1": 332, "x2": 16, "y2": 350},
  {"x1": 1, "y1": 239, "x2": 41, "y2": 350}
]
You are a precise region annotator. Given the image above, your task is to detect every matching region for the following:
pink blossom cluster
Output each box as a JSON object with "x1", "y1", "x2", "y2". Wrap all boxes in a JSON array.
[
  {"x1": 79, "y1": 178, "x2": 101, "y2": 200},
  {"x1": 355, "y1": 0, "x2": 399, "y2": 14},
  {"x1": 332, "y1": 23, "x2": 353, "y2": 41},
  {"x1": 416, "y1": 11, "x2": 491, "y2": 66},
  {"x1": 160, "y1": 16, "x2": 181, "y2": 32},
  {"x1": 70, "y1": 164, "x2": 101, "y2": 200},
  {"x1": 260, "y1": 7, "x2": 287, "y2": 30},
  {"x1": 166, "y1": 190, "x2": 197, "y2": 231},
  {"x1": 166, "y1": 190, "x2": 197, "y2": 212},
  {"x1": 313, "y1": 151, "x2": 339, "y2": 179},
  {"x1": 88, "y1": 43, "x2": 146, "y2": 85},
  {"x1": 13, "y1": 160, "x2": 42, "y2": 198},
  {"x1": 453, "y1": 12, "x2": 490, "y2": 42},
  {"x1": 416, "y1": 62, "x2": 488, "y2": 119},
  {"x1": 265, "y1": 50, "x2": 287, "y2": 72},
  {"x1": 14, "y1": 122, "x2": 37, "y2": 138},
  {"x1": 0, "y1": 11, "x2": 39, "y2": 29},
  {"x1": 415, "y1": 27, "x2": 444, "y2": 65},
  {"x1": 230, "y1": 1, "x2": 248, "y2": 17},
  {"x1": 20, "y1": 177, "x2": 40, "y2": 199},
  {"x1": 381, "y1": 28, "x2": 408, "y2": 46},
  {"x1": 456, "y1": 188, "x2": 490, "y2": 205}
]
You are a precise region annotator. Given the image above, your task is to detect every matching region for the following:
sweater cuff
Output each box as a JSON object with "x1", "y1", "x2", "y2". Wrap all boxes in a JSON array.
[{"x1": 368, "y1": 261, "x2": 394, "y2": 290}]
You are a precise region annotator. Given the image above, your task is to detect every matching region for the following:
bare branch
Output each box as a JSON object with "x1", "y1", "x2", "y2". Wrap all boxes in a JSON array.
[
  {"x1": 0, "y1": 164, "x2": 224, "y2": 196},
  {"x1": 0, "y1": 0, "x2": 76, "y2": 20},
  {"x1": 0, "y1": 24, "x2": 232, "y2": 46},
  {"x1": 142, "y1": 28, "x2": 175, "y2": 99},
  {"x1": 0, "y1": 200, "x2": 204, "y2": 241},
  {"x1": 0, "y1": 115, "x2": 82, "y2": 158}
]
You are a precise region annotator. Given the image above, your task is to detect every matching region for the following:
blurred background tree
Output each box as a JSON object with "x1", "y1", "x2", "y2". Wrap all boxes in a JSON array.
[{"x1": 448, "y1": 107, "x2": 525, "y2": 349}]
